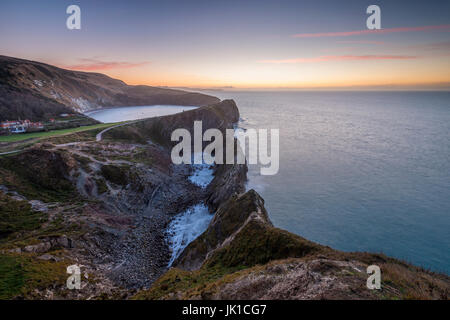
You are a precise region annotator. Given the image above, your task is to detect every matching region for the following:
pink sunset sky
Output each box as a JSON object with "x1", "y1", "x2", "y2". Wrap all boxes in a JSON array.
[{"x1": 1, "y1": 0, "x2": 449, "y2": 90}]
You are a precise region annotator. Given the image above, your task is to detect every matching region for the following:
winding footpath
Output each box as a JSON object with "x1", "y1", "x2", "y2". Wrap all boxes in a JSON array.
[
  {"x1": 0, "y1": 120, "x2": 143, "y2": 156},
  {"x1": 95, "y1": 120, "x2": 141, "y2": 142},
  {"x1": 0, "y1": 149, "x2": 21, "y2": 156}
]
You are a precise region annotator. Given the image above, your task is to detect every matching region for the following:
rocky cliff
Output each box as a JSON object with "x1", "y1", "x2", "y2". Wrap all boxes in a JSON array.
[
  {"x1": 136, "y1": 190, "x2": 450, "y2": 300},
  {"x1": 102, "y1": 99, "x2": 240, "y2": 147},
  {"x1": 0, "y1": 55, "x2": 219, "y2": 121},
  {"x1": 102, "y1": 99, "x2": 248, "y2": 212},
  {"x1": 0, "y1": 99, "x2": 247, "y2": 299},
  {"x1": 0, "y1": 78, "x2": 448, "y2": 300}
]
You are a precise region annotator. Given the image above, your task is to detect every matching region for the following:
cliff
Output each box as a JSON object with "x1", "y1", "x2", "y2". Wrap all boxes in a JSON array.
[
  {"x1": 0, "y1": 72, "x2": 448, "y2": 299},
  {"x1": 0, "y1": 55, "x2": 219, "y2": 121},
  {"x1": 173, "y1": 190, "x2": 321, "y2": 271},
  {"x1": 102, "y1": 99, "x2": 248, "y2": 212},
  {"x1": 0, "y1": 99, "x2": 248, "y2": 299},
  {"x1": 102, "y1": 99, "x2": 240, "y2": 147},
  {"x1": 136, "y1": 190, "x2": 450, "y2": 300}
]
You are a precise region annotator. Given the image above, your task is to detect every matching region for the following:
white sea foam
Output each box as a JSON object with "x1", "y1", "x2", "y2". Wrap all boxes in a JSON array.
[
  {"x1": 188, "y1": 152, "x2": 214, "y2": 188},
  {"x1": 188, "y1": 163, "x2": 214, "y2": 188},
  {"x1": 166, "y1": 204, "x2": 213, "y2": 266}
]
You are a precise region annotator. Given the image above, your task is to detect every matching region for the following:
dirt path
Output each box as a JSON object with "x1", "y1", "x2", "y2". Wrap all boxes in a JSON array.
[
  {"x1": 0, "y1": 149, "x2": 22, "y2": 156},
  {"x1": 0, "y1": 121, "x2": 140, "y2": 155},
  {"x1": 96, "y1": 121, "x2": 141, "y2": 141}
]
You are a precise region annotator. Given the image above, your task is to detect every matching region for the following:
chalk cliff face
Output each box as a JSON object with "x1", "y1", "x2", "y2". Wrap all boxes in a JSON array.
[{"x1": 0, "y1": 55, "x2": 219, "y2": 121}]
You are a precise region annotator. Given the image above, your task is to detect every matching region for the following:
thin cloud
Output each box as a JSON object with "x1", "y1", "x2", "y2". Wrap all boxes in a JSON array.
[
  {"x1": 411, "y1": 41, "x2": 450, "y2": 51},
  {"x1": 65, "y1": 58, "x2": 150, "y2": 71},
  {"x1": 258, "y1": 55, "x2": 417, "y2": 64},
  {"x1": 336, "y1": 40, "x2": 385, "y2": 45},
  {"x1": 292, "y1": 24, "x2": 450, "y2": 38}
]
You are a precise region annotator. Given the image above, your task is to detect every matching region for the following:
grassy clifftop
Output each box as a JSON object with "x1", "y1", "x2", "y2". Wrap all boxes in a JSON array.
[{"x1": 103, "y1": 99, "x2": 240, "y2": 147}]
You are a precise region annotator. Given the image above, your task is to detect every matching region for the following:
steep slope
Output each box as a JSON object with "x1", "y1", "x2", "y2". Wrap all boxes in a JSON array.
[
  {"x1": 0, "y1": 55, "x2": 220, "y2": 121},
  {"x1": 102, "y1": 99, "x2": 240, "y2": 147},
  {"x1": 0, "y1": 99, "x2": 245, "y2": 299},
  {"x1": 135, "y1": 190, "x2": 450, "y2": 300}
]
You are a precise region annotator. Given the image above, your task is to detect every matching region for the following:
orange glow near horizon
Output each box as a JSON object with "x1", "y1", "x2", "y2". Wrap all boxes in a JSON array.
[
  {"x1": 44, "y1": 24, "x2": 450, "y2": 91},
  {"x1": 2, "y1": 1, "x2": 450, "y2": 91},
  {"x1": 90, "y1": 55, "x2": 450, "y2": 90}
]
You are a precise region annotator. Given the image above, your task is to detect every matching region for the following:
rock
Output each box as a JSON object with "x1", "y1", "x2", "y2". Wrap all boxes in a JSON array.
[
  {"x1": 29, "y1": 200, "x2": 49, "y2": 212},
  {"x1": 24, "y1": 242, "x2": 52, "y2": 253},
  {"x1": 206, "y1": 162, "x2": 247, "y2": 212},
  {"x1": 57, "y1": 235, "x2": 73, "y2": 248},
  {"x1": 37, "y1": 254, "x2": 60, "y2": 262},
  {"x1": 174, "y1": 190, "x2": 322, "y2": 271},
  {"x1": 8, "y1": 248, "x2": 22, "y2": 254},
  {"x1": 174, "y1": 190, "x2": 272, "y2": 270},
  {"x1": 22, "y1": 236, "x2": 73, "y2": 253}
]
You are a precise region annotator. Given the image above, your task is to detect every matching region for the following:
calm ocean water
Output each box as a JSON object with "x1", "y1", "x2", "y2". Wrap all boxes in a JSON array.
[
  {"x1": 203, "y1": 90, "x2": 450, "y2": 273},
  {"x1": 85, "y1": 105, "x2": 197, "y2": 123}
]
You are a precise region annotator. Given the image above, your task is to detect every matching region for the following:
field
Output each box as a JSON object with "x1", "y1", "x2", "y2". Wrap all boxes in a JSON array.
[{"x1": 0, "y1": 123, "x2": 116, "y2": 143}]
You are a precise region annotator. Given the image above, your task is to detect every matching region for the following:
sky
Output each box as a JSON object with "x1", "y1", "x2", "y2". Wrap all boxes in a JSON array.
[{"x1": 1, "y1": 0, "x2": 449, "y2": 89}]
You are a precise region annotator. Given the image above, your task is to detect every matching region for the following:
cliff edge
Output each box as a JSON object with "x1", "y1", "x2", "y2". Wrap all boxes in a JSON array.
[{"x1": 136, "y1": 190, "x2": 450, "y2": 300}]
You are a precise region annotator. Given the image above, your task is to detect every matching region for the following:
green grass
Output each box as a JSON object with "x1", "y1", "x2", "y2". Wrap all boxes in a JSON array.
[
  {"x1": 0, "y1": 123, "x2": 118, "y2": 143},
  {"x1": 204, "y1": 219, "x2": 322, "y2": 269},
  {"x1": 100, "y1": 164, "x2": 129, "y2": 186},
  {"x1": 0, "y1": 192, "x2": 47, "y2": 239},
  {"x1": 0, "y1": 150, "x2": 78, "y2": 203},
  {"x1": 133, "y1": 264, "x2": 245, "y2": 300},
  {"x1": 0, "y1": 253, "x2": 70, "y2": 299},
  {"x1": 0, "y1": 255, "x2": 25, "y2": 299},
  {"x1": 95, "y1": 178, "x2": 108, "y2": 194},
  {"x1": 42, "y1": 129, "x2": 102, "y2": 145}
]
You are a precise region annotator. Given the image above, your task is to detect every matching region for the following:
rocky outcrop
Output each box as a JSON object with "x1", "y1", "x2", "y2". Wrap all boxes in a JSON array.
[
  {"x1": 22, "y1": 235, "x2": 74, "y2": 253},
  {"x1": 0, "y1": 55, "x2": 220, "y2": 121},
  {"x1": 0, "y1": 148, "x2": 77, "y2": 202},
  {"x1": 103, "y1": 99, "x2": 248, "y2": 211},
  {"x1": 205, "y1": 163, "x2": 247, "y2": 212},
  {"x1": 136, "y1": 189, "x2": 450, "y2": 300},
  {"x1": 174, "y1": 190, "x2": 322, "y2": 271},
  {"x1": 0, "y1": 98, "x2": 248, "y2": 298},
  {"x1": 103, "y1": 99, "x2": 240, "y2": 147}
]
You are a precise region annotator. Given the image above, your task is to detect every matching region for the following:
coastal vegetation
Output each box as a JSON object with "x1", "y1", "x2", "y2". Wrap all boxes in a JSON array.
[
  {"x1": 135, "y1": 191, "x2": 449, "y2": 300},
  {"x1": 0, "y1": 123, "x2": 115, "y2": 144},
  {"x1": 0, "y1": 192, "x2": 47, "y2": 239},
  {"x1": 0, "y1": 253, "x2": 69, "y2": 300}
]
